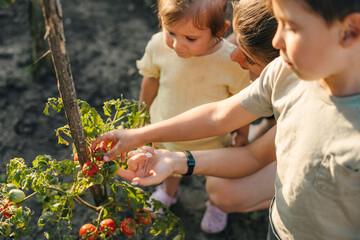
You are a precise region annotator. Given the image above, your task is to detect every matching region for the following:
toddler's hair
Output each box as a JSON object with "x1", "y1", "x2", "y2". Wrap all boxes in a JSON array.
[
  {"x1": 157, "y1": 0, "x2": 228, "y2": 39},
  {"x1": 270, "y1": 0, "x2": 360, "y2": 25},
  {"x1": 233, "y1": 0, "x2": 279, "y2": 65}
]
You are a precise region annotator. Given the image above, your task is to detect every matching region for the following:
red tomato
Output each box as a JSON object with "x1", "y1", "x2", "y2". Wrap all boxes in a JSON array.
[
  {"x1": 73, "y1": 153, "x2": 78, "y2": 162},
  {"x1": 120, "y1": 218, "x2": 136, "y2": 235},
  {"x1": 99, "y1": 219, "x2": 116, "y2": 235},
  {"x1": 82, "y1": 162, "x2": 98, "y2": 177},
  {"x1": 1, "y1": 199, "x2": 19, "y2": 218},
  {"x1": 79, "y1": 223, "x2": 97, "y2": 240},
  {"x1": 93, "y1": 146, "x2": 107, "y2": 161},
  {"x1": 136, "y1": 209, "x2": 152, "y2": 225}
]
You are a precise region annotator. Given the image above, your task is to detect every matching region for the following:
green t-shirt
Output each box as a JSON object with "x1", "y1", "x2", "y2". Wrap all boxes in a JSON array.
[{"x1": 239, "y1": 57, "x2": 360, "y2": 240}]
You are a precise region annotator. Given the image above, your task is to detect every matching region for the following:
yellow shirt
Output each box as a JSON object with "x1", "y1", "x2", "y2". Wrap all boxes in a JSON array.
[{"x1": 137, "y1": 32, "x2": 250, "y2": 151}]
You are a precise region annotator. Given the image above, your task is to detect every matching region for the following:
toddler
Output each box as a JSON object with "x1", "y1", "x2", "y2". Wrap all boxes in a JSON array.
[{"x1": 136, "y1": 0, "x2": 250, "y2": 221}]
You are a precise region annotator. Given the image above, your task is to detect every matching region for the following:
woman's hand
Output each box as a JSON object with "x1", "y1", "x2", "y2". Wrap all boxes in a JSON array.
[{"x1": 117, "y1": 146, "x2": 182, "y2": 186}]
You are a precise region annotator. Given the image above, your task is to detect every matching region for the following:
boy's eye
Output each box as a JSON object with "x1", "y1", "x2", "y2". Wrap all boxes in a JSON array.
[
  {"x1": 169, "y1": 31, "x2": 175, "y2": 36},
  {"x1": 186, "y1": 36, "x2": 196, "y2": 42}
]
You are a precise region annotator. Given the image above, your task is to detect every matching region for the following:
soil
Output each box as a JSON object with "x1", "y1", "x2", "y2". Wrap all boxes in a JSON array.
[{"x1": 0, "y1": 1, "x2": 268, "y2": 239}]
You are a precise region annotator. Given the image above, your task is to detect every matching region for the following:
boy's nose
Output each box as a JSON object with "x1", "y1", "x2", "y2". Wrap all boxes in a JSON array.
[{"x1": 272, "y1": 25, "x2": 284, "y2": 50}]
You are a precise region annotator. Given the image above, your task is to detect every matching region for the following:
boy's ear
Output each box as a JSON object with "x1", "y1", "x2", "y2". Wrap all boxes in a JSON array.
[
  {"x1": 340, "y1": 13, "x2": 360, "y2": 48},
  {"x1": 218, "y1": 20, "x2": 231, "y2": 38}
]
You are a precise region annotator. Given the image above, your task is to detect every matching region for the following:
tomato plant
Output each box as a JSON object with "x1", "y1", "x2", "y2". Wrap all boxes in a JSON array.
[
  {"x1": 0, "y1": 97, "x2": 185, "y2": 239},
  {"x1": 99, "y1": 218, "x2": 116, "y2": 235}
]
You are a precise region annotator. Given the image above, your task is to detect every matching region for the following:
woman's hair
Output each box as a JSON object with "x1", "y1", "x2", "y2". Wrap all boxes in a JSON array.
[
  {"x1": 232, "y1": 0, "x2": 279, "y2": 65},
  {"x1": 157, "y1": 0, "x2": 228, "y2": 39}
]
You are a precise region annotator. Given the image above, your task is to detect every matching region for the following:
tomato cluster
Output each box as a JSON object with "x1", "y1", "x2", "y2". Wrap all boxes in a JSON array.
[
  {"x1": 1, "y1": 199, "x2": 17, "y2": 218},
  {"x1": 79, "y1": 218, "x2": 117, "y2": 239},
  {"x1": 78, "y1": 209, "x2": 153, "y2": 238},
  {"x1": 75, "y1": 142, "x2": 120, "y2": 178}
]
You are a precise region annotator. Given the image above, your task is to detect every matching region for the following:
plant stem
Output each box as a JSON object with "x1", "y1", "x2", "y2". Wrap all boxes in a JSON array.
[
  {"x1": 47, "y1": 185, "x2": 99, "y2": 212},
  {"x1": 23, "y1": 191, "x2": 37, "y2": 202}
]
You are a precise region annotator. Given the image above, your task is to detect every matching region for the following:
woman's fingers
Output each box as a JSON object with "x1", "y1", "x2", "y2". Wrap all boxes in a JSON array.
[
  {"x1": 116, "y1": 167, "x2": 136, "y2": 181},
  {"x1": 127, "y1": 152, "x2": 153, "y2": 172},
  {"x1": 128, "y1": 146, "x2": 155, "y2": 158},
  {"x1": 131, "y1": 170, "x2": 159, "y2": 186}
]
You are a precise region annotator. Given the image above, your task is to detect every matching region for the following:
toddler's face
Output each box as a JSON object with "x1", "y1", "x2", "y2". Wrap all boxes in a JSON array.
[
  {"x1": 271, "y1": 0, "x2": 343, "y2": 81},
  {"x1": 162, "y1": 18, "x2": 220, "y2": 58},
  {"x1": 230, "y1": 47, "x2": 267, "y2": 76}
]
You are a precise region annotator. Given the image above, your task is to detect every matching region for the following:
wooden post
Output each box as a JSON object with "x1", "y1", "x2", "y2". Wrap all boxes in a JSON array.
[{"x1": 40, "y1": 0, "x2": 106, "y2": 205}]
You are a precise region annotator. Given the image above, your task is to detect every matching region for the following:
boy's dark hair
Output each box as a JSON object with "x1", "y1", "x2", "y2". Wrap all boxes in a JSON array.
[
  {"x1": 233, "y1": 0, "x2": 279, "y2": 65},
  {"x1": 157, "y1": 0, "x2": 228, "y2": 39},
  {"x1": 277, "y1": 0, "x2": 360, "y2": 24}
]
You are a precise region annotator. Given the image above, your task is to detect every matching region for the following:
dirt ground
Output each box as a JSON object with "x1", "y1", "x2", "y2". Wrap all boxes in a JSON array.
[{"x1": 0, "y1": 1, "x2": 268, "y2": 239}]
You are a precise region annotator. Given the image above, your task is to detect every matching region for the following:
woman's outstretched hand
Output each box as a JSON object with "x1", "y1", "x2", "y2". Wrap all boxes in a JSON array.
[{"x1": 116, "y1": 146, "x2": 180, "y2": 186}]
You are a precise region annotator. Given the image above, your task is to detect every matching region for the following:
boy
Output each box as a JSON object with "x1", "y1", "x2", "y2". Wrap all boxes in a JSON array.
[{"x1": 92, "y1": 0, "x2": 360, "y2": 239}]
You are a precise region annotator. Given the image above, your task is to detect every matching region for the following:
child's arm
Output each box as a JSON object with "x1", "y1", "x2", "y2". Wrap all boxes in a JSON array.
[
  {"x1": 118, "y1": 126, "x2": 276, "y2": 186},
  {"x1": 138, "y1": 76, "x2": 159, "y2": 111},
  {"x1": 91, "y1": 93, "x2": 260, "y2": 161}
]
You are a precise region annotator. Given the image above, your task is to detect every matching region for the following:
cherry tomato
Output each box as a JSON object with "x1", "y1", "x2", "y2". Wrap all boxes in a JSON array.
[
  {"x1": 99, "y1": 218, "x2": 116, "y2": 235},
  {"x1": 1, "y1": 199, "x2": 19, "y2": 218},
  {"x1": 73, "y1": 153, "x2": 78, "y2": 162},
  {"x1": 120, "y1": 218, "x2": 136, "y2": 235},
  {"x1": 82, "y1": 162, "x2": 98, "y2": 177},
  {"x1": 93, "y1": 146, "x2": 107, "y2": 161},
  {"x1": 79, "y1": 223, "x2": 97, "y2": 240},
  {"x1": 136, "y1": 209, "x2": 152, "y2": 225}
]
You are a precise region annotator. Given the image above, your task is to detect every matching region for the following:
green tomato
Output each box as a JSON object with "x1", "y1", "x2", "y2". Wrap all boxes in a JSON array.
[
  {"x1": 103, "y1": 160, "x2": 120, "y2": 176},
  {"x1": 9, "y1": 189, "x2": 25, "y2": 203},
  {"x1": 0, "y1": 222, "x2": 11, "y2": 237}
]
